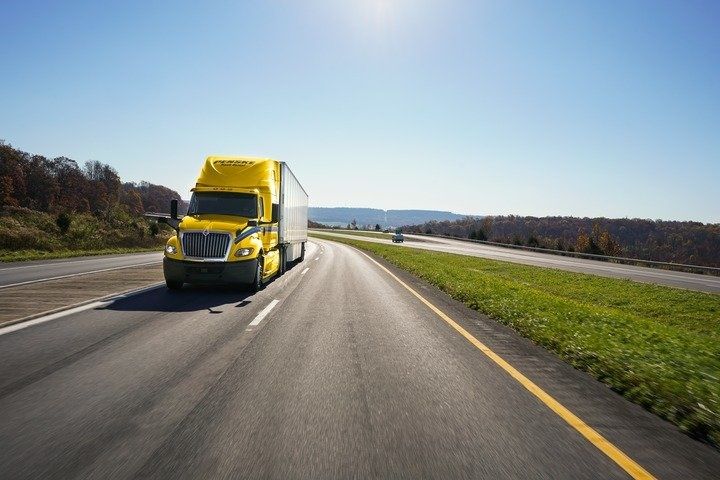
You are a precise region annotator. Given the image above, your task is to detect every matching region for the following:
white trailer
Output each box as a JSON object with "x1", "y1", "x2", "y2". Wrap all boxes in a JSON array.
[{"x1": 279, "y1": 162, "x2": 308, "y2": 266}]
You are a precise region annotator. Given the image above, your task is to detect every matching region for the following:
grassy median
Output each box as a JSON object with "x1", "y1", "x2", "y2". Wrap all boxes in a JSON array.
[{"x1": 312, "y1": 233, "x2": 720, "y2": 447}]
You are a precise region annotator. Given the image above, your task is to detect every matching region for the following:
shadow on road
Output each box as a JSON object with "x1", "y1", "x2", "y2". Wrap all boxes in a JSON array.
[
  {"x1": 99, "y1": 285, "x2": 254, "y2": 313},
  {"x1": 98, "y1": 260, "x2": 303, "y2": 313}
]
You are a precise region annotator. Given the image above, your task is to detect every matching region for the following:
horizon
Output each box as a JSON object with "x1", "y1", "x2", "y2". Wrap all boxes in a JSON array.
[
  {"x1": 2, "y1": 1, "x2": 718, "y2": 223},
  {"x1": 306, "y1": 205, "x2": 720, "y2": 224},
  {"x1": 3, "y1": 137, "x2": 718, "y2": 224}
]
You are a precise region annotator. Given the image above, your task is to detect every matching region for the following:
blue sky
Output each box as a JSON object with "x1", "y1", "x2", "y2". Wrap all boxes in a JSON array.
[{"x1": 1, "y1": 0, "x2": 718, "y2": 222}]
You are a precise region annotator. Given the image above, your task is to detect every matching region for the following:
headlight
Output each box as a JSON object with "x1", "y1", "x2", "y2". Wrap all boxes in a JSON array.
[
  {"x1": 235, "y1": 247, "x2": 254, "y2": 257},
  {"x1": 165, "y1": 244, "x2": 177, "y2": 254}
]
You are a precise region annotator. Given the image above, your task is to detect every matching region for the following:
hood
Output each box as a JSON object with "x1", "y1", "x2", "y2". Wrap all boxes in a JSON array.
[{"x1": 179, "y1": 214, "x2": 249, "y2": 233}]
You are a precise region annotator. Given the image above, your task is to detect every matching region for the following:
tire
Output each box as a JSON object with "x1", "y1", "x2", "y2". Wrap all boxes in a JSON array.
[
  {"x1": 299, "y1": 242, "x2": 306, "y2": 262},
  {"x1": 250, "y1": 256, "x2": 264, "y2": 292},
  {"x1": 166, "y1": 279, "x2": 183, "y2": 290}
]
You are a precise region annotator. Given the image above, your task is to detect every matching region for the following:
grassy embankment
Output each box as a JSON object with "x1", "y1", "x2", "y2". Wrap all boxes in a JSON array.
[
  {"x1": 312, "y1": 233, "x2": 720, "y2": 447},
  {"x1": 0, "y1": 207, "x2": 168, "y2": 262}
]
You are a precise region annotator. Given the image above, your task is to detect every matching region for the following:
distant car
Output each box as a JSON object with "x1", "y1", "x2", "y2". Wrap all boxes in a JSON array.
[{"x1": 392, "y1": 233, "x2": 404, "y2": 243}]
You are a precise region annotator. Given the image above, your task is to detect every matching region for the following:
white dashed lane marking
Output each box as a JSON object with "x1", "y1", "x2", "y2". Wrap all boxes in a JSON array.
[{"x1": 248, "y1": 299, "x2": 279, "y2": 327}]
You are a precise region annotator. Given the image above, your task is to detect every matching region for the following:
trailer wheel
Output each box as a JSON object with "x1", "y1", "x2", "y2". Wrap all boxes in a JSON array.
[
  {"x1": 299, "y1": 242, "x2": 306, "y2": 262},
  {"x1": 166, "y1": 279, "x2": 183, "y2": 290},
  {"x1": 251, "y1": 256, "x2": 264, "y2": 292}
]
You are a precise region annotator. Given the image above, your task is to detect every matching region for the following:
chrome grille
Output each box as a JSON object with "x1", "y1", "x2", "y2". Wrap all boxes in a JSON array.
[{"x1": 181, "y1": 232, "x2": 231, "y2": 259}]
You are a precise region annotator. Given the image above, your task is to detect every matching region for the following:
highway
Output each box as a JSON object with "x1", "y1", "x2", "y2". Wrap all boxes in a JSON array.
[
  {"x1": 314, "y1": 230, "x2": 720, "y2": 294},
  {"x1": 0, "y1": 252, "x2": 163, "y2": 288},
  {"x1": 1, "y1": 239, "x2": 718, "y2": 479}
]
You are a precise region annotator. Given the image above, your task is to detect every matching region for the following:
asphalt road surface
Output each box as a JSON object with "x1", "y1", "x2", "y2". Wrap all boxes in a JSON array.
[
  {"x1": 0, "y1": 252, "x2": 163, "y2": 288},
  {"x1": 315, "y1": 230, "x2": 720, "y2": 294},
  {"x1": 1, "y1": 240, "x2": 718, "y2": 479}
]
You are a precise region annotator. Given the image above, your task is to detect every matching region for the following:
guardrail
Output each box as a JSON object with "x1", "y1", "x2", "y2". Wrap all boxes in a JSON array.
[
  {"x1": 407, "y1": 232, "x2": 720, "y2": 276},
  {"x1": 311, "y1": 229, "x2": 720, "y2": 276}
]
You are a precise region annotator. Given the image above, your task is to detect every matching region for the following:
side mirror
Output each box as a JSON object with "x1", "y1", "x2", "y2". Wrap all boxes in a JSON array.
[
  {"x1": 271, "y1": 204, "x2": 279, "y2": 223},
  {"x1": 247, "y1": 219, "x2": 258, "y2": 227},
  {"x1": 170, "y1": 199, "x2": 178, "y2": 219}
]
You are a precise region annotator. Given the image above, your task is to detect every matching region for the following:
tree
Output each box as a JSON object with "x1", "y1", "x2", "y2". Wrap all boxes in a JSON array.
[
  {"x1": 576, "y1": 231, "x2": 591, "y2": 253},
  {"x1": 599, "y1": 231, "x2": 623, "y2": 257},
  {"x1": 121, "y1": 187, "x2": 144, "y2": 216},
  {"x1": 374, "y1": 223, "x2": 381, "y2": 231},
  {"x1": 84, "y1": 160, "x2": 121, "y2": 218},
  {"x1": 50, "y1": 157, "x2": 88, "y2": 213},
  {"x1": 481, "y1": 217, "x2": 493, "y2": 239},
  {"x1": 25, "y1": 155, "x2": 58, "y2": 211}
]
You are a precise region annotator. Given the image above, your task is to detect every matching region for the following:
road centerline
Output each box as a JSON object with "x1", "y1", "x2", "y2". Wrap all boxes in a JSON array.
[{"x1": 354, "y1": 247, "x2": 656, "y2": 480}]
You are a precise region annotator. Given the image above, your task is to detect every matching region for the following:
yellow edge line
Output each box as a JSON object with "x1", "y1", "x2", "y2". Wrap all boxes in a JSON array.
[{"x1": 357, "y1": 249, "x2": 656, "y2": 480}]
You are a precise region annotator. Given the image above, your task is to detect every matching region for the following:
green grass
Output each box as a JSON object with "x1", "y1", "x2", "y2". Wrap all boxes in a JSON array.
[
  {"x1": 0, "y1": 247, "x2": 161, "y2": 262},
  {"x1": 312, "y1": 233, "x2": 720, "y2": 447}
]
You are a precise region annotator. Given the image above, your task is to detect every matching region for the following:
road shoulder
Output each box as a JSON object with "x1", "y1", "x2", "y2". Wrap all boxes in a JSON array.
[
  {"x1": 334, "y1": 240, "x2": 720, "y2": 479},
  {"x1": 0, "y1": 264, "x2": 164, "y2": 328}
]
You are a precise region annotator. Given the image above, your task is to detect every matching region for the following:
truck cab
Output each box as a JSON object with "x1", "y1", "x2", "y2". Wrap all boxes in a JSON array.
[{"x1": 160, "y1": 156, "x2": 308, "y2": 291}]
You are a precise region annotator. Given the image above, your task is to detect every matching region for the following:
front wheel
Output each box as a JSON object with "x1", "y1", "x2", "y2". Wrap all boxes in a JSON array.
[
  {"x1": 166, "y1": 279, "x2": 183, "y2": 290},
  {"x1": 250, "y1": 256, "x2": 264, "y2": 292},
  {"x1": 299, "y1": 242, "x2": 306, "y2": 262}
]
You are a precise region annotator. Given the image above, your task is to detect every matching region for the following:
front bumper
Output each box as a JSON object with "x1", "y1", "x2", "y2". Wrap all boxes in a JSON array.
[{"x1": 163, "y1": 257, "x2": 257, "y2": 285}]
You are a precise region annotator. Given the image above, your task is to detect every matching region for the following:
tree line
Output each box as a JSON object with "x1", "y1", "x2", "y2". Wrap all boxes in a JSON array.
[
  {"x1": 404, "y1": 215, "x2": 720, "y2": 267},
  {"x1": 0, "y1": 141, "x2": 185, "y2": 218}
]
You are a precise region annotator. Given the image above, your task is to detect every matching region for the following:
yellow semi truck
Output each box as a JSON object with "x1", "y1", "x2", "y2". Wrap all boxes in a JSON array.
[{"x1": 157, "y1": 156, "x2": 308, "y2": 291}]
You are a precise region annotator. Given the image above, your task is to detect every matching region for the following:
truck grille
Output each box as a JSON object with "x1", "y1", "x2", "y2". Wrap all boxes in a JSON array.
[{"x1": 181, "y1": 232, "x2": 231, "y2": 259}]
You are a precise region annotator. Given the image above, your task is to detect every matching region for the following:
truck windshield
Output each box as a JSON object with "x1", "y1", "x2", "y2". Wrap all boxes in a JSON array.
[{"x1": 187, "y1": 192, "x2": 258, "y2": 217}]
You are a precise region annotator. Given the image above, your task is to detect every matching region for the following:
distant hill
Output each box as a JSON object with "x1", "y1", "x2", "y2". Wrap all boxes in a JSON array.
[{"x1": 308, "y1": 207, "x2": 467, "y2": 228}]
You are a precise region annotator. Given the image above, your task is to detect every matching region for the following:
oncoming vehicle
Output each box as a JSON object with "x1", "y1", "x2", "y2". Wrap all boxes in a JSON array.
[
  {"x1": 392, "y1": 232, "x2": 404, "y2": 243},
  {"x1": 152, "y1": 156, "x2": 308, "y2": 291}
]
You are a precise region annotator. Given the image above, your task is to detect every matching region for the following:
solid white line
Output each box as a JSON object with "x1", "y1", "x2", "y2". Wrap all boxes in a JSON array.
[
  {"x1": 0, "y1": 261, "x2": 161, "y2": 290},
  {"x1": 248, "y1": 299, "x2": 279, "y2": 326},
  {"x1": 0, "y1": 302, "x2": 108, "y2": 336},
  {"x1": 301, "y1": 267, "x2": 310, "y2": 275}
]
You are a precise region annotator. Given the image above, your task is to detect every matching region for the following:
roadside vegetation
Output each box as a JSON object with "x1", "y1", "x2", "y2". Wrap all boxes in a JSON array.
[
  {"x1": 0, "y1": 142, "x2": 179, "y2": 260},
  {"x1": 406, "y1": 215, "x2": 720, "y2": 267},
  {"x1": 0, "y1": 207, "x2": 169, "y2": 262},
  {"x1": 312, "y1": 233, "x2": 720, "y2": 447}
]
